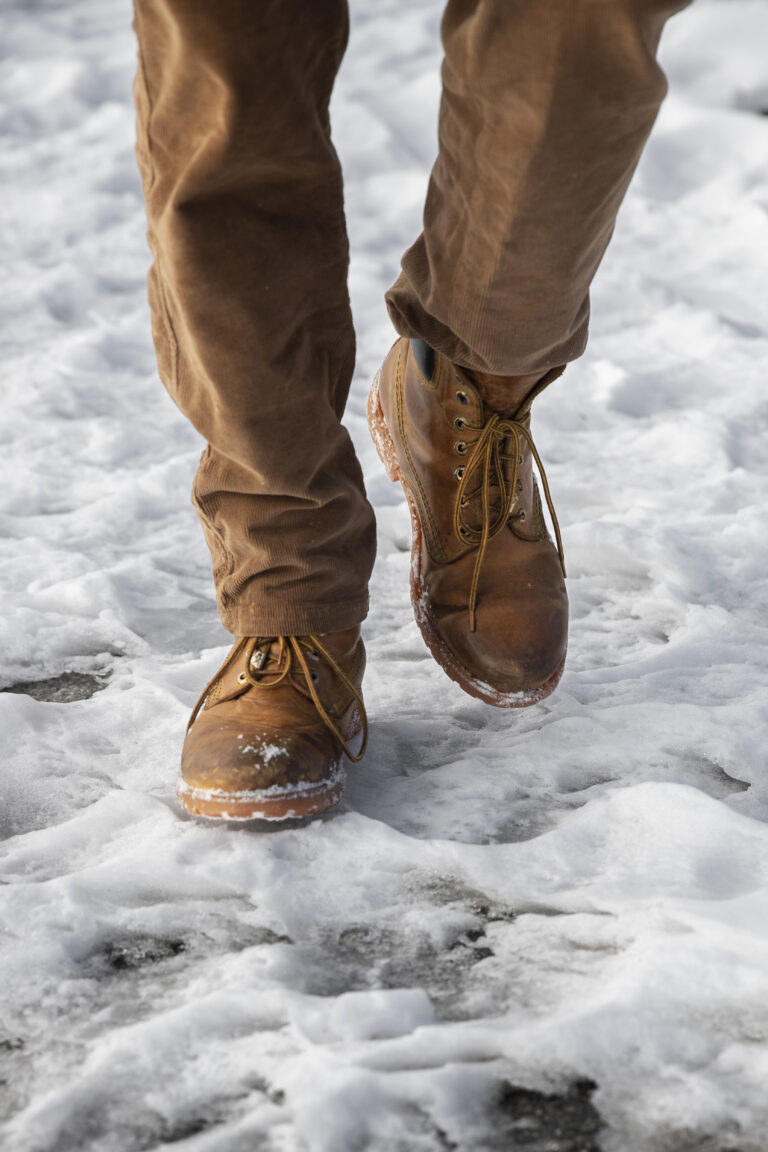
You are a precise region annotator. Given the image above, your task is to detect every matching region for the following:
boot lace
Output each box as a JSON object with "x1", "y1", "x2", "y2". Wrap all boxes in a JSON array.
[
  {"x1": 188, "y1": 634, "x2": 367, "y2": 762},
  {"x1": 454, "y1": 396, "x2": 566, "y2": 633}
]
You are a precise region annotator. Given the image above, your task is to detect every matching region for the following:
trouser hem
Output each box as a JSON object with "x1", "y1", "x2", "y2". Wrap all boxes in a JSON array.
[
  {"x1": 219, "y1": 594, "x2": 369, "y2": 638},
  {"x1": 384, "y1": 289, "x2": 590, "y2": 378}
]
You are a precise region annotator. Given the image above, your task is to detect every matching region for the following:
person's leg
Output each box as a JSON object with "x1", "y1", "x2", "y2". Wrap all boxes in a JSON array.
[
  {"x1": 133, "y1": 0, "x2": 373, "y2": 819},
  {"x1": 133, "y1": 0, "x2": 375, "y2": 639},
  {"x1": 387, "y1": 0, "x2": 691, "y2": 380},
  {"x1": 374, "y1": 0, "x2": 690, "y2": 705}
]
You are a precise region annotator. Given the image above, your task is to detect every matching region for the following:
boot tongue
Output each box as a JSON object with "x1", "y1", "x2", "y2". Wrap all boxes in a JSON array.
[
  {"x1": 463, "y1": 368, "x2": 541, "y2": 419},
  {"x1": 460, "y1": 364, "x2": 566, "y2": 527},
  {"x1": 455, "y1": 424, "x2": 523, "y2": 542},
  {"x1": 202, "y1": 636, "x2": 289, "y2": 711},
  {"x1": 248, "y1": 638, "x2": 289, "y2": 684},
  {"x1": 458, "y1": 403, "x2": 530, "y2": 533},
  {"x1": 463, "y1": 363, "x2": 566, "y2": 420},
  {"x1": 252, "y1": 637, "x2": 335, "y2": 709}
]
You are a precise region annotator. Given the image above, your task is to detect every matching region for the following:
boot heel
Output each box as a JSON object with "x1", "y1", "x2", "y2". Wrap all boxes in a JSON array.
[{"x1": 367, "y1": 371, "x2": 401, "y2": 483}]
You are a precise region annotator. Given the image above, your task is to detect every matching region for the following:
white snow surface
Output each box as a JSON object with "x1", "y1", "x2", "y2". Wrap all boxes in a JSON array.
[{"x1": 2, "y1": 2, "x2": 768, "y2": 1150}]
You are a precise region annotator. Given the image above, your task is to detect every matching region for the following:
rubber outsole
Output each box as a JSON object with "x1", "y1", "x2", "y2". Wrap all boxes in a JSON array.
[
  {"x1": 177, "y1": 770, "x2": 345, "y2": 821},
  {"x1": 367, "y1": 368, "x2": 565, "y2": 709}
]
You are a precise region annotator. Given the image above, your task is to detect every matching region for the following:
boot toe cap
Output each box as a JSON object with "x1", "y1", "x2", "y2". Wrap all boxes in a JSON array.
[
  {"x1": 437, "y1": 603, "x2": 567, "y2": 697},
  {"x1": 423, "y1": 556, "x2": 568, "y2": 700},
  {"x1": 181, "y1": 715, "x2": 339, "y2": 796}
]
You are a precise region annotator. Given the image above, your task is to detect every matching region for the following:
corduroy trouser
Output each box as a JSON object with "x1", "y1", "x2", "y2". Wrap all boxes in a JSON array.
[{"x1": 133, "y1": 0, "x2": 688, "y2": 637}]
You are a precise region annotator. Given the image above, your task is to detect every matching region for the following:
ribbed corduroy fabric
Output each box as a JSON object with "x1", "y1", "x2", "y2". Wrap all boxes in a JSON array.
[
  {"x1": 387, "y1": 0, "x2": 691, "y2": 375},
  {"x1": 133, "y1": 0, "x2": 688, "y2": 635}
]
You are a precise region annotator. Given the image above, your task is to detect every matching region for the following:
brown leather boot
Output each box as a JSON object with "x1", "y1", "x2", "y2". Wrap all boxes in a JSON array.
[
  {"x1": 368, "y1": 337, "x2": 568, "y2": 707},
  {"x1": 178, "y1": 628, "x2": 366, "y2": 820}
]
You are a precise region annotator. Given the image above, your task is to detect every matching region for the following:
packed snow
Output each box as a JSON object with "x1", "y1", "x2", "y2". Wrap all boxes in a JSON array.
[{"x1": 2, "y1": 1, "x2": 768, "y2": 1149}]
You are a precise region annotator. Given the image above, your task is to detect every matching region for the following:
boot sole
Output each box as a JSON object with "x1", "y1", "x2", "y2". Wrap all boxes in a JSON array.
[
  {"x1": 177, "y1": 768, "x2": 345, "y2": 821},
  {"x1": 177, "y1": 715, "x2": 364, "y2": 821},
  {"x1": 368, "y1": 369, "x2": 565, "y2": 709}
]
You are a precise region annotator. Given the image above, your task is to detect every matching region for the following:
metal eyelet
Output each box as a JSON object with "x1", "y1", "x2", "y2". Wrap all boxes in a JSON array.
[
  {"x1": 237, "y1": 671, "x2": 247, "y2": 684},
  {"x1": 454, "y1": 417, "x2": 465, "y2": 430},
  {"x1": 454, "y1": 466, "x2": 465, "y2": 480},
  {"x1": 310, "y1": 671, "x2": 319, "y2": 683},
  {"x1": 456, "y1": 391, "x2": 469, "y2": 405},
  {"x1": 516, "y1": 479, "x2": 524, "y2": 492},
  {"x1": 460, "y1": 497, "x2": 469, "y2": 509},
  {"x1": 308, "y1": 649, "x2": 320, "y2": 660},
  {"x1": 455, "y1": 441, "x2": 467, "y2": 455},
  {"x1": 518, "y1": 510, "x2": 527, "y2": 522}
]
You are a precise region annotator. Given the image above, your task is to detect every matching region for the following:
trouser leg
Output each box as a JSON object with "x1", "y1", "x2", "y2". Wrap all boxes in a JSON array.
[
  {"x1": 133, "y1": 0, "x2": 376, "y2": 637},
  {"x1": 386, "y1": 0, "x2": 692, "y2": 377}
]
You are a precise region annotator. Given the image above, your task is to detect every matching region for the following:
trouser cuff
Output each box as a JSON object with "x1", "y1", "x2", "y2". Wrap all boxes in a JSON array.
[
  {"x1": 385, "y1": 276, "x2": 590, "y2": 378},
  {"x1": 218, "y1": 594, "x2": 370, "y2": 638}
]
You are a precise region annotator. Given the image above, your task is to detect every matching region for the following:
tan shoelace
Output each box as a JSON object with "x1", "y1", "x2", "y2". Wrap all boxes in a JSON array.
[
  {"x1": 454, "y1": 399, "x2": 566, "y2": 633},
  {"x1": 188, "y1": 634, "x2": 367, "y2": 762}
]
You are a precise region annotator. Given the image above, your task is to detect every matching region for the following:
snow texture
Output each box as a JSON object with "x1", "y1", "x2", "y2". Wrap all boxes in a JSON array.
[{"x1": 1, "y1": 1, "x2": 768, "y2": 1149}]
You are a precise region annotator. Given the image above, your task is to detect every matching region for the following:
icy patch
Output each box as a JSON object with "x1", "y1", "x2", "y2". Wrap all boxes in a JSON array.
[{"x1": 1, "y1": 671, "x2": 108, "y2": 703}]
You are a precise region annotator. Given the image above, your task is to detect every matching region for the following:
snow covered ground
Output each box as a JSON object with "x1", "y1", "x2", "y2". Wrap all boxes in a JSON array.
[{"x1": 2, "y1": 1, "x2": 768, "y2": 1149}]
